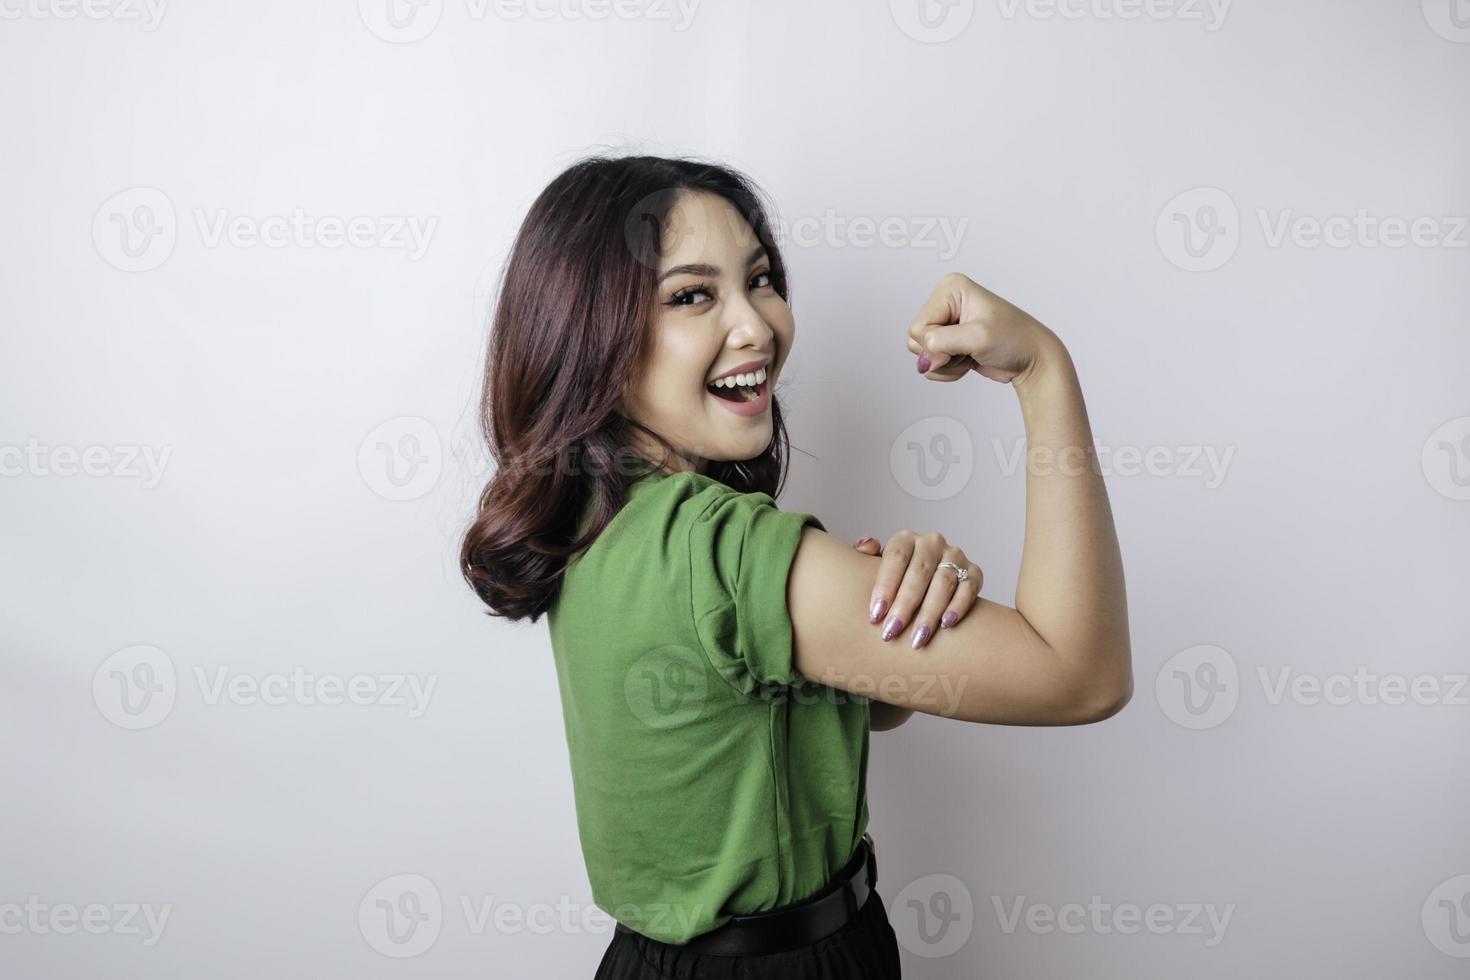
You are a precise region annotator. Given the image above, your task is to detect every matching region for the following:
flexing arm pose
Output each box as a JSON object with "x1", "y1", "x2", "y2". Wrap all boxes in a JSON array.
[{"x1": 792, "y1": 273, "x2": 1132, "y2": 727}]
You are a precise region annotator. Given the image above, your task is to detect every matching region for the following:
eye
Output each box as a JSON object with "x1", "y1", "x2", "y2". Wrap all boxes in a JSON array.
[
  {"x1": 750, "y1": 270, "x2": 773, "y2": 290},
  {"x1": 668, "y1": 285, "x2": 712, "y2": 307}
]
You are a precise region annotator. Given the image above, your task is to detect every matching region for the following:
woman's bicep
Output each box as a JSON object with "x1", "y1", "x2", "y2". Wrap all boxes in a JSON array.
[{"x1": 787, "y1": 525, "x2": 1107, "y2": 726}]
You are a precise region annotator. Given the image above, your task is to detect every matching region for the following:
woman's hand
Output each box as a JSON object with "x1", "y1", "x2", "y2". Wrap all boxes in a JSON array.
[
  {"x1": 907, "y1": 272, "x2": 1062, "y2": 386},
  {"x1": 852, "y1": 531, "x2": 983, "y2": 650}
]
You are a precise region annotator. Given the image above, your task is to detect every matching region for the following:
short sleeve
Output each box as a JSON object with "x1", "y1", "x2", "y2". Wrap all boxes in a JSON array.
[{"x1": 686, "y1": 489, "x2": 826, "y2": 695}]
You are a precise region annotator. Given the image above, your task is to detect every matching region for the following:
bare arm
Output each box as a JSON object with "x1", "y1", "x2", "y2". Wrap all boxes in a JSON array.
[
  {"x1": 1009, "y1": 340, "x2": 1132, "y2": 707},
  {"x1": 847, "y1": 531, "x2": 985, "y2": 732},
  {"x1": 788, "y1": 279, "x2": 1132, "y2": 726},
  {"x1": 868, "y1": 700, "x2": 915, "y2": 731}
]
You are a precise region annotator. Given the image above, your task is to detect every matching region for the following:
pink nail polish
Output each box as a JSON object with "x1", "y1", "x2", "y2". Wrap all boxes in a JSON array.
[
  {"x1": 869, "y1": 597, "x2": 888, "y2": 624},
  {"x1": 912, "y1": 624, "x2": 931, "y2": 650},
  {"x1": 941, "y1": 610, "x2": 958, "y2": 629},
  {"x1": 882, "y1": 616, "x2": 904, "y2": 641},
  {"x1": 916, "y1": 353, "x2": 931, "y2": 373}
]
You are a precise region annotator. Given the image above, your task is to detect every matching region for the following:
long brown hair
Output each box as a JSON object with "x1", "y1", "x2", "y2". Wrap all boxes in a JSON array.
[{"x1": 460, "y1": 154, "x2": 795, "y2": 621}]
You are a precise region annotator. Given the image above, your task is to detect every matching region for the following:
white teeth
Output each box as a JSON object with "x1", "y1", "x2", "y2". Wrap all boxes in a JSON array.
[{"x1": 712, "y1": 366, "x2": 767, "y2": 389}]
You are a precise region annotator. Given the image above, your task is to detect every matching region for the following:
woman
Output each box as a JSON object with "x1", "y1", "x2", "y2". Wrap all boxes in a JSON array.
[{"x1": 461, "y1": 154, "x2": 1132, "y2": 978}]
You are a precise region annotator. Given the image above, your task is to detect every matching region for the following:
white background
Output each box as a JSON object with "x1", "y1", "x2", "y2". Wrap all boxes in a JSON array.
[{"x1": 3, "y1": 1, "x2": 1469, "y2": 977}]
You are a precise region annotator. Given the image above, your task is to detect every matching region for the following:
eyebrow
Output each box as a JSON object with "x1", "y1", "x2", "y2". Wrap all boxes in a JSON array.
[{"x1": 656, "y1": 246, "x2": 768, "y2": 284}]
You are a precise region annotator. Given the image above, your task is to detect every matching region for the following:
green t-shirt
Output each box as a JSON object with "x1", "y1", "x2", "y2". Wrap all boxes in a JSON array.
[{"x1": 546, "y1": 467, "x2": 871, "y2": 944}]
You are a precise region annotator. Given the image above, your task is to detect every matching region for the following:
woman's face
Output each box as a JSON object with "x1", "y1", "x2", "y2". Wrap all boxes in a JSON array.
[{"x1": 624, "y1": 191, "x2": 794, "y2": 473}]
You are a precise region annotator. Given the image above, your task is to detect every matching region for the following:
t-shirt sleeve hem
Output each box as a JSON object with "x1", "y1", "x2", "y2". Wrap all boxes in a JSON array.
[{"x1": 737, "y1": 505, "x2": 825, "y2": 687}]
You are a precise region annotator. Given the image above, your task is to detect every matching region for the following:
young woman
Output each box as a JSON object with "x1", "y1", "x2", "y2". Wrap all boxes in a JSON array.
[{"x1": 461, "y1": 155, "x2": 1132, "y2": 978}]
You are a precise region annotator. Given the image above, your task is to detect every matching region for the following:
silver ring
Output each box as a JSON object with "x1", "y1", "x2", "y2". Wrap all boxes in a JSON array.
[{"x1": 937, "y1": 561, "x2": 968, "y2": 583}]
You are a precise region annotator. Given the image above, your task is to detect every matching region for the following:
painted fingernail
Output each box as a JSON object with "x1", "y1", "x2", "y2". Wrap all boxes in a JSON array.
[
  {"x1": 941, "y1": 610, "x2": 958, "y2": 629},
  {"x1": 911, "y1": 624, "x2": 931, "y2": 650},
  {"x1": 856, "y1": 536, "x2": 874, "y2": 547},
  {"x1": 916, "y1": 353, "x2": 931, "y2": 373},
  {"x1": 869, "y1": 597, "x2": 888, "y2": 624},
  {"x1": 882, "y1": 616, "x2": 905, "y2": 641}
]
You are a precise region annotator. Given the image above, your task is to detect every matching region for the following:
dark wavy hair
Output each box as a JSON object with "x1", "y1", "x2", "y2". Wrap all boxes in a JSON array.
[{"x1": 460, "y1": 154, "x2": 795, "y2": 621}]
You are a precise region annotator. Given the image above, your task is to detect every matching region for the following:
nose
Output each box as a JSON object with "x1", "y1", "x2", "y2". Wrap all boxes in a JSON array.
[{"x1": 721, "y1": 289, "x2": 775, "y2": 350}]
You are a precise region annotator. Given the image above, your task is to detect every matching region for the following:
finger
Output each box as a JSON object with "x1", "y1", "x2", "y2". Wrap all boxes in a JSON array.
[
  {"x1": 853, "y1": 536, "x2": 882, "y2": 555},
  {"x1": 921, "y1": 320, "x2": 993, "y2": 360},
  {"x1": 906, "y1": 272, "x2": 971, "y2": 339},
  {"x1": 910, "y1": 547, "x2": 973, "y2": 650},
  {"x1": 867, "y1": 531, "x2": 915, "y2": 624},
  {"x1": 910, "y1": 328, "x2": 976, "y2": 379},
  {"x1": 907, "y1": 276, "x2": 970, "y2": 372},
  {"x1": 919, "y1": 353, "x2": 977, "y2": 382},
  {"x1": 879, "y1": 533, "x2": 946, "y2": 642},
  {"x1": 939, "y1": 560, "x2": 984, "y2": 629},
  {"x1": 937, "y1": 559, "x2": 984, "y2": 637}
]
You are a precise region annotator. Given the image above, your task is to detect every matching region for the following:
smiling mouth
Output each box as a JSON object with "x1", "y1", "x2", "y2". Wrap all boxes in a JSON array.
[{"x1": 706, "y1": 377, "x2": 768, "y2": 402}]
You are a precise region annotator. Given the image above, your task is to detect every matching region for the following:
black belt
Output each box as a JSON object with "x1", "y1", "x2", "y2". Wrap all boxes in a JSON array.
[{"x1": 615, "y1": 833, "x2": 878, "y2": 957}]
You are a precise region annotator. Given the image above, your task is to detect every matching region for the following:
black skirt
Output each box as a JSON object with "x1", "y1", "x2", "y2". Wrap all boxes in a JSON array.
[{"x1": 592, "y1": 886, "x2": 902, "y2": 979}]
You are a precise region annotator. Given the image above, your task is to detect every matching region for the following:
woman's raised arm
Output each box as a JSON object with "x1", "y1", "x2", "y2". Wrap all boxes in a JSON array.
[{"x1": 788, "y1": 274, "x2": 1132, "y2": 726}]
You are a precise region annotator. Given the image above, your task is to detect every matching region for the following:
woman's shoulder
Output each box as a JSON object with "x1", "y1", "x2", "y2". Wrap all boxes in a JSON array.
[
  {"x1": 578, "y1": 469, "x2": 827, "y2": 562},
  {"x1": 629, "y1": 469, "x2": 778, "y2": 519}
]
